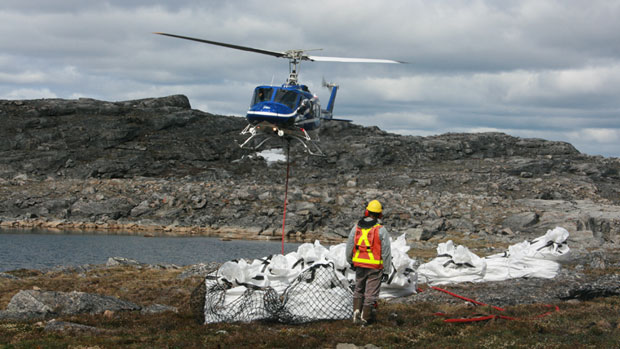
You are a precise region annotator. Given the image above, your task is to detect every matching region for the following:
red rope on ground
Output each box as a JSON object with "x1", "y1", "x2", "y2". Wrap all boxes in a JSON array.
[
  {"x1": 445, "y1": 315, "x2": 498, "y2": 323},
  {"x1": 431, "y1": 286, "x2": 505, "y2": 311},
  {"x1": 430, "y1": 286, "x2": 560, "y2": 323}
]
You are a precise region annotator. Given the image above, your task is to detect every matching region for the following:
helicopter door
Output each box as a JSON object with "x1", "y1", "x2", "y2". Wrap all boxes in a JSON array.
[
  {"x1": 313, "y1": 101, "x2": 321, "y2": 118},
  {"x1": 251, "y1": 87, "x2": 274, "y2": 105}
]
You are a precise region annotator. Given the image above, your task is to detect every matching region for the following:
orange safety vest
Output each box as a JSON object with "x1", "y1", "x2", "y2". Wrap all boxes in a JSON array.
[{"x1": 351, "y1": 224, "x2": 383, "y2": 269}]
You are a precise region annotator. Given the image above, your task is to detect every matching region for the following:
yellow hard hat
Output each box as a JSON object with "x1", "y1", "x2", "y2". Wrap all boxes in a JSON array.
[{"x1": 366, "y1": 200, "x2": 382, "y2": 213}]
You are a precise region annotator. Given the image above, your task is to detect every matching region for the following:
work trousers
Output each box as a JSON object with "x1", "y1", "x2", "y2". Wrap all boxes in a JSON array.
[{"x1": 353, "y1": 267, "x2": 383, "y2": 307}]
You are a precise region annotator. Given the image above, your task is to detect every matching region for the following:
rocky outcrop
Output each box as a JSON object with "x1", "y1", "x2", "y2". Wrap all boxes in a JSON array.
[
  {"x1": 1, "y1": 95, "x2": 619, "y2": 246},
  {"x1": 0, "y1": 258, "x2": 211, "y2": 322},
  {"x1": 0, "y1": 290, "x2": 140, "y2": 320},
  {"x1": 0, "y1": 95, "x2": 245, "y2": 179}
]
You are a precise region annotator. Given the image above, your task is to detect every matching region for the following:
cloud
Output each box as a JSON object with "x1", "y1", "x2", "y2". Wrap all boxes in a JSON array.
[
  {"x1": 511, "y1": 128, "x2": 620, "y2": 157},
  {"x1": 570, "y1": 128, "x2": 620, "y2": 144},
  {"x1": 1, "y1": 88, "x2": 57, "y2": 100},
  {"x1": 0, "y1": 0, "x2": 619, "y2": 157},
  {"x1": 354, "y1": 111, "x2": 441, "y2": 130},
  {"x1": 346, "y1": 64, "x2": 620, "y2": 109},
  {"x1": 0, "y1": 70, "x2": 48, "y2": 84}
]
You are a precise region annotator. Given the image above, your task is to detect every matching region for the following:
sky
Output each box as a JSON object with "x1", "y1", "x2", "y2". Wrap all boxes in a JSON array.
[{"x1": 2, "y1": 0, "x2": 620, "y2": 158}]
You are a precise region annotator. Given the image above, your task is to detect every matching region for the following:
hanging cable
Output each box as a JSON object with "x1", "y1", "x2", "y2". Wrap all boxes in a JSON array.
[{"x1": 281, "y1": 140, "x2": 291, "y2": 254}]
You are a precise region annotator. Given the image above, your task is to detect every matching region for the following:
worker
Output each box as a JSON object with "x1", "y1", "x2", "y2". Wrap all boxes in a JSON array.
[{"x1": 346, "y1": 199, "x2": 392, "y2": 325}]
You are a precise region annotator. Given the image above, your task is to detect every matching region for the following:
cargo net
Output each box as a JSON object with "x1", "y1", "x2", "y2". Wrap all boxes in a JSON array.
[{"x1": 203, "y1": 263, "x2": 353, "y2": 324}]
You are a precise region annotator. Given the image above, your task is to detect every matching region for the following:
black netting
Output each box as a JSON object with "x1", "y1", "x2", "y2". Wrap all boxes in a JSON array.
[
  {"x1": 203, "y1": 277, "x2": 280, "y2": 323},
  {"x1": 203, "y1": 263, "x2": 353, "y2": 324},
  {"x1": 278, "y1": 263, "x2": 353, "y2": 324}
]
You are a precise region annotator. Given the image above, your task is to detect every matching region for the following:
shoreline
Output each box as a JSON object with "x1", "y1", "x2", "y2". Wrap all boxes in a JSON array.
[{"x1": 0, "y1": 218, "x2": 344, "y2": 243}]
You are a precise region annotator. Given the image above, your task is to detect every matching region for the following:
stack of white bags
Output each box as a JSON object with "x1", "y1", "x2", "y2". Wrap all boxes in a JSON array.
[
  {"x1": 216, "y1": 227, "x2": 570, "y2": 292},
  {"x1": 215, "y1": 233, "x2": 418, "y2": 299},
  {"x1": 205, "y1": 234, "x2": 418, "y2": 323},
  {"x1": 416, "y1": 227, "x2": 571, "y2": 285},
  {"x1": 205, "y1": 227, "x2": 571, "y2": 323}
]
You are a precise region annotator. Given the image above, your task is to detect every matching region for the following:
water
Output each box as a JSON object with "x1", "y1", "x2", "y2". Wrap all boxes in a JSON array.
[{"x1": 0, "y1": 230, "x2": 301, "y2": 272}]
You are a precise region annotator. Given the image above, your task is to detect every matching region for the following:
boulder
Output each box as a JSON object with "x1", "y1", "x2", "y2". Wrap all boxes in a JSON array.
[
  {"x1": 106, "y1": 257, "x2": 143, "y2": 267},
  {"x1": 0, "y1": 272, "x2": 18, "y2": 280},
  {"x1": 403, "y1": 227, "x2": 424, "y2": 241},
  {"x1": 559, "y1": 274, "x2": 620, "y2": 300},
  {"x1": 70, "y1": 198, "x2": 134, "y2": 220},
  {"x1": 130, "y1": 200, "x2": 153, "y2": 217},
  {"x1": 5, "y1": 290, "x2": 140, "y2": 317},
  {"x1": 502, "y1": 212, "x2": 539, "y2": 232}
]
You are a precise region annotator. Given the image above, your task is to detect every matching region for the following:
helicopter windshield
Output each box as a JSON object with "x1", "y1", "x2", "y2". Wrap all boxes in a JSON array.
[
  {"x1": 251, "y1": 87, "x2": 274, "y2": 105},
  {"x1": 274, "y1": 89, "x2": 300, "y2": 110}
]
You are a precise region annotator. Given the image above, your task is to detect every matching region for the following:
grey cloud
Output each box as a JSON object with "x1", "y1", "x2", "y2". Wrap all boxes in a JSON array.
[{"x1": 1, "y1": 0, "x2": 619, "y2": 157}]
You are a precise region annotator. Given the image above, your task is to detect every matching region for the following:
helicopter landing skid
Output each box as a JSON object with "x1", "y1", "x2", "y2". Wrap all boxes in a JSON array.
[{"x1": 239, "y1": 122, "x2": 325, "y2": 156}]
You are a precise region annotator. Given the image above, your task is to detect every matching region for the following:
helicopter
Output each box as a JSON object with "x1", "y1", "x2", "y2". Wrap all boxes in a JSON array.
[{"x1": 154, "y1": 32, "x2": 405, "y2": 155}]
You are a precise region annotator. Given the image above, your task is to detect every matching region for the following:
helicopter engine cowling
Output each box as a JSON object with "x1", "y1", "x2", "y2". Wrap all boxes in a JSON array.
[{"x1": 294, "y1": 98, "x2": 321, "y2": 130}]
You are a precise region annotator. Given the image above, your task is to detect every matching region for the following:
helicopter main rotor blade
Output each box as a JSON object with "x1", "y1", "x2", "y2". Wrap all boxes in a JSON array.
[
  {"x1": 154, "y1": 32, "x2": 286, "y2": 59},
  {"x1": 308, "y1": 56, "x2": 407, "y2": 64},
  {"x1": 154, "y1": 32, "x2": 406, "y2": 65}
]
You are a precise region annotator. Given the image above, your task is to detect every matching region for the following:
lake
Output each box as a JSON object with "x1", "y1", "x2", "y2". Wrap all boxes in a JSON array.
[{"x1": 0, "y1": 230, "x2": 302, "y2": 272}]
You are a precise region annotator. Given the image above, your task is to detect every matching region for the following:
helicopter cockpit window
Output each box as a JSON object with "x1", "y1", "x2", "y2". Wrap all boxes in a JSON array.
[
  {"x1": 274, "y1": 89, "x2": 300, "y2": 110},
  {"x1": 252, "y1": 87, "x2": 274, "y2": 105}
]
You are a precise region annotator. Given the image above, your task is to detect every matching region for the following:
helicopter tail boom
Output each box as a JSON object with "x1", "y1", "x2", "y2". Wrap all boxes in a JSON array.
[
  {"x1": 325, "y1": 84, "x2": 338, "y2": 115},
  {"x1": 320, "y1": 79, "x2": 341, "y2": 119}
]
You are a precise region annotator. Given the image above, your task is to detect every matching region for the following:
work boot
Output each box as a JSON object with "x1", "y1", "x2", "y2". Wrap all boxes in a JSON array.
[
  {"x1": 361, "y1": 305, "x2": 375, "y2": 325},
  {"x1": 352, "y1": 298, "x2": 363, "y2": 324}
]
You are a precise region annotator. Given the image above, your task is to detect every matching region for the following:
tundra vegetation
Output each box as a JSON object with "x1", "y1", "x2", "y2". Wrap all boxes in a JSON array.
[{"x1": 0, "y1": 258, "x2": 619, "y2": 348}]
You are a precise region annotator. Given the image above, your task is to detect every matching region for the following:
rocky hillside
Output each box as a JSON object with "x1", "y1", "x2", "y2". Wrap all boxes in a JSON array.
[{"x1": 1, "y1": 95, "x2": 619, "y2": 247}]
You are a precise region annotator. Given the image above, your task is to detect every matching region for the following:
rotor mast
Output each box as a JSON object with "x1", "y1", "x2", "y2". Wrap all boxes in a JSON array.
[
  {"x1": 283, "y1": 49, "x2": 321, "y2": 86},
  {"x1": 285, "y1": 50, "x2": 303, "y2": 86}
]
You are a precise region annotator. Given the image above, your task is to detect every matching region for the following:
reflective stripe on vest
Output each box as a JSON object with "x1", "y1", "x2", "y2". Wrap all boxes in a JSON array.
[{"x1": 352, "y1": 224, "x2": 383, "y2": 269}]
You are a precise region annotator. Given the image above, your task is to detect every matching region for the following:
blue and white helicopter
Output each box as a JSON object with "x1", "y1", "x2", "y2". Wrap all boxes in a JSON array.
[{"x1": 155, "y1": 32, "x2": 404, "y2": 155}]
